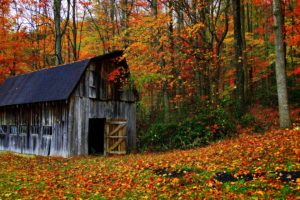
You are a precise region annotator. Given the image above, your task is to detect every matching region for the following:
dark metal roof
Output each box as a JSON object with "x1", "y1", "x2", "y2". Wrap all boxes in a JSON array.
[{"x1": 0, "y1": 51, "x2": 123, "y2": 107}]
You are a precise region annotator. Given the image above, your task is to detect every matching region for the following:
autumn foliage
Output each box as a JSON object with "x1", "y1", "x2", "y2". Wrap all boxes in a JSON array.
[
  {"x1": 0, "y1": 0, "x2": 300, "y2": 198},
  {"x1": 0, "y1": 0, "x2": 299, "y2": 102},
  {"x1": 0, "y1": 126, "x2": 299, "y2": 199}
]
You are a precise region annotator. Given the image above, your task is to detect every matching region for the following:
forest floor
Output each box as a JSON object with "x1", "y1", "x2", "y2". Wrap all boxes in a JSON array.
[{"x1": 0, "y1": 107, "x2": 299, "y2": 199}]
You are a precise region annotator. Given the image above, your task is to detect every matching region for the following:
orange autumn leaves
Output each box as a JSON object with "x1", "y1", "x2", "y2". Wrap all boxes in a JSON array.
[{"x1": 0, "y1": 126, "x2": 299, "y2": 199}]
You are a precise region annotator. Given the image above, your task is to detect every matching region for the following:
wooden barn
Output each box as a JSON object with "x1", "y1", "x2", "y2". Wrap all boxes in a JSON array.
[{"x1": 0, "y1": 51, "x2": 137, "y2": 157}]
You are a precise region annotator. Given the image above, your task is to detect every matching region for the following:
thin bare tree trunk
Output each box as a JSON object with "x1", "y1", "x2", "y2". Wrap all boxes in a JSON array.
[
  {"x1": 110, "y1": 0, "x2": 116, "y2": 51},
  {"x1": 215, "y1": 0, "x2": 229, "y2": 100},
  {"x1": 72, "y1": 0, "x2": 77, "y2": 61},
  {"x1": 54, "y1": 0, "x2": 70, "y2": 65},
  {"x1": 273, "y1": 0, "x2": 291, "y2": 128}
]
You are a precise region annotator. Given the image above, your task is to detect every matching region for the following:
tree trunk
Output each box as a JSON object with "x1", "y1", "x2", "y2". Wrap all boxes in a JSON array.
[
  {"x1": 175, "y1": 6, "x2": 183, "y2": 103},
  {"x1": 246, "y1": 2, "x2": 254, "y2": 99},
  {"x1": 241, "y1": 1, "x2": 249, "y2": 103},
  {"x1": 54, "y1": 0, "x2": 63, "y2": 65},
  {"x1": 150, "y1": 0, "x2": 157, "y2": 15},
  {"x1": 120, "y1": 0, "x2": 129, "y2": 49},
  {"x1": 215, "y1": 0, "x2": 230, "y2": 100},
  {"x1": 72, "y1": 0, "x2": 77, "y2": 61},
  {"x1": 264, "y1": 7, "x2": 270, "y2": 97},
  {"x1": 232, "y1": 0, "x2": 245, "y2": 115},
  {"x1": 53, "y1": 0, "x2": 70, "y2": 65},
  {"x1": 273, "y1": 0, "x2": 291, "y2": 128},
  {"x1": 192, "y1": 0, "x2": 202, "y2": 98},
  {"x1": 110, "y1": 0, "x2": 116, "y2": 51}
]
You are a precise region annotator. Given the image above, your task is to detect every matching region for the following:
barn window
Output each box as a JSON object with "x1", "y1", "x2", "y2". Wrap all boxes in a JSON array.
[
  {"x1": 30, "y1": 125, "x2": 40, "y2": 135},
  {"x1": 42, "y1": 126, "x2": 52, "y2": 136},
  {"x1": 9, "y1": 125, "x2": 18, "y2": 134},
  {"x1": 99, "y1": 76, "x2": 108, "y2": 100},
  {"x1": 0, "y1": 125, "x2": 7, "y2": 134},
  {"x1": 44, "y1": 109, "x2": 50, "y2": 125},
  {"x1": 19, "y1": 125, "x2": 28, "y2": 134},
  {"x1": 89, "y1": 70, "x2": 97, "y2": 99}
]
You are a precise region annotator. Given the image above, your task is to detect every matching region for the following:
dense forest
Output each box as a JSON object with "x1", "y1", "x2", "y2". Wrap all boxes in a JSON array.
[
  {"x1": 0, "y1": 0, "x2": 299, "y2": 150},
  {"x1": 0, "y1": 1, "x2": 300, "y2": 198}
]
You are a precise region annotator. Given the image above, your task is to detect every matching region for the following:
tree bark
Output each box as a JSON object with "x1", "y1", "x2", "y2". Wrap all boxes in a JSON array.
[
  {"x1": 246, "y1": 2, "x2": 254, "y2": 99},
  {"x1": 215, "y1": 0, "x2": 229, "y2": 100},
  {"x1": 273, "y1": 0, "x2": 291, "y2": 128},
  {"x1": 120, "y1": 0, "x2": 129, "y2": 49},
  {"x1": 150, "y1": 0, "x2": 157, "y2": 16},
  {"x1": 110, "y1": 0, "x2": 116, "y2": 50},
  {"x1": 241, "y1": 1, "x2": 249, "y2": 103},
  {"x1": 72, "y1": 0, "x2": 77, "y2": 61},
  {"x1": 232, "y1": 0, "x2": 245, "y2": 115},
  {"x1": 54, "y1": 0, "x2": 70, "y2": 65}
]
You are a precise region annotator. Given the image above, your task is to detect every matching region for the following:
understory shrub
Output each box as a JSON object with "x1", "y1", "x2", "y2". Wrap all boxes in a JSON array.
[
  {"x1": 139, "y1": 105, "x2": 236, "y2": 152},
  {"x1": 239, "y1": 112, "x2": 269, "y2": 133},
  {"x1": 240, "y1": 113, "x2": 256, "y2": 127}
]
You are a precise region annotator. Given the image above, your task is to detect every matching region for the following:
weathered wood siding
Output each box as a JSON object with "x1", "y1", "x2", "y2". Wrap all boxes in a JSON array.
[
  {"x1": 0, "y1": 57, "x2": 136, "y2": 157},
  {"x1": 0, "y1": 102, "x2": 69, "y2": 157},
  {"x1": 68, "y1": 60, "x2": 136, "y2": 155}
]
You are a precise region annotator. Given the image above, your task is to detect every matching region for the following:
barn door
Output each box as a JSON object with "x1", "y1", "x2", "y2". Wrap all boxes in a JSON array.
[{"x1": 104, "y1": 119, "x2": 127, "y2": 155}]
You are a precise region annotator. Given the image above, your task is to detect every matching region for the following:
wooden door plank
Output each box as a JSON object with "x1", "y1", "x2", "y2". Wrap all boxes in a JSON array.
[
  {"x1": 108, "y1": 124, "x2": 126, "y2": 136},
  {"x1": 105, "y1": 120, "x2": 127, "y2": 155},
  {"x1": 108, "y1": 137, "x2": 125, "y2": 151}
]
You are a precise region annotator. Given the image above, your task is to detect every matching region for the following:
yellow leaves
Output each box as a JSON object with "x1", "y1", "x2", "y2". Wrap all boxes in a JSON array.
[
  {"x1": 0, "y1": 127, "x2": 299, "y2": 199},
  {"x1": 4, "y1": 193, "x2": 11, "y2": 197},
  {"x1": 294, "y1": 126, "x2": 300, "y2": 131},
  {"x1": 186, "y1": 23, "x2": 205, "y2": 37},
  {"x1": 206, "y1": 180, "x2": 215, "y2": 187},
  {"x1": 224, "y1": 36, "x2": 234, "y2": 45},
  {"x1": 171, "y1": 178, "x2": 180, "y2": 185},
  {"x1": 293, "y1": 148, "x2": 300, "y2": 155},
  {"x1": 159, "y1": 35, "x2": 169, "y2": 44},
  {"x1": 256, "y1": 190, "x2": 265, "y2": 196},
  {"x1": 141, "y1": 195, "x2": 150, "y2": 200}
]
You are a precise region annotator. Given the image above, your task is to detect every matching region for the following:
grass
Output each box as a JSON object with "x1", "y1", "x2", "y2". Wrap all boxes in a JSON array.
[{"x1": 0, "y1": 127, "x2": 299, "y2": 199}]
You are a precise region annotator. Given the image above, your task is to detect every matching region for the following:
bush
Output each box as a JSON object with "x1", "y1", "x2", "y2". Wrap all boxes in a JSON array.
[
  {"x1": 240, "y1": 113, "x2": 256, "y2": 127},
  {"x1": 139, "y1": 123, "x2": 177, "y2": 151},
  {"x1": 139, "y1": 105, "x2": 236, "y2": 152}
]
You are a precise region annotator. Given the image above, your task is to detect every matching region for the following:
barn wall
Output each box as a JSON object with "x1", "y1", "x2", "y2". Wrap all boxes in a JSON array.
[
  {"x1": 68, "y1": 60, "x2": 136, "y2": 156},
  {"x1": 0, "y1": 102, "x2": 69, "y2": 157}
]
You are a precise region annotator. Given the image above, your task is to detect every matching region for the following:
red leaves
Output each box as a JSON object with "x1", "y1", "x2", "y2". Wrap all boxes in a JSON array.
[
  {"x1": 79, "y1": 0, "x2": 92, "y2": 7},
  {"x1": 229, "y1": 77, "x2": 235, "y2": 86},
  {"x1": 0, "y1": 120, "x2": 299, "y2": 199},
  {"x1": 212, "y1": 124, "x2": 219, "y2": 134},
  {"x1": 107, "y1": 67, "x2": 127, "y2": 83},
  {"x1": 108, "y1": 68, "x2": 121, "y2": 82},
  {"x1": 288, "y1": 65, "x2": 300, "y2": 76}
]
